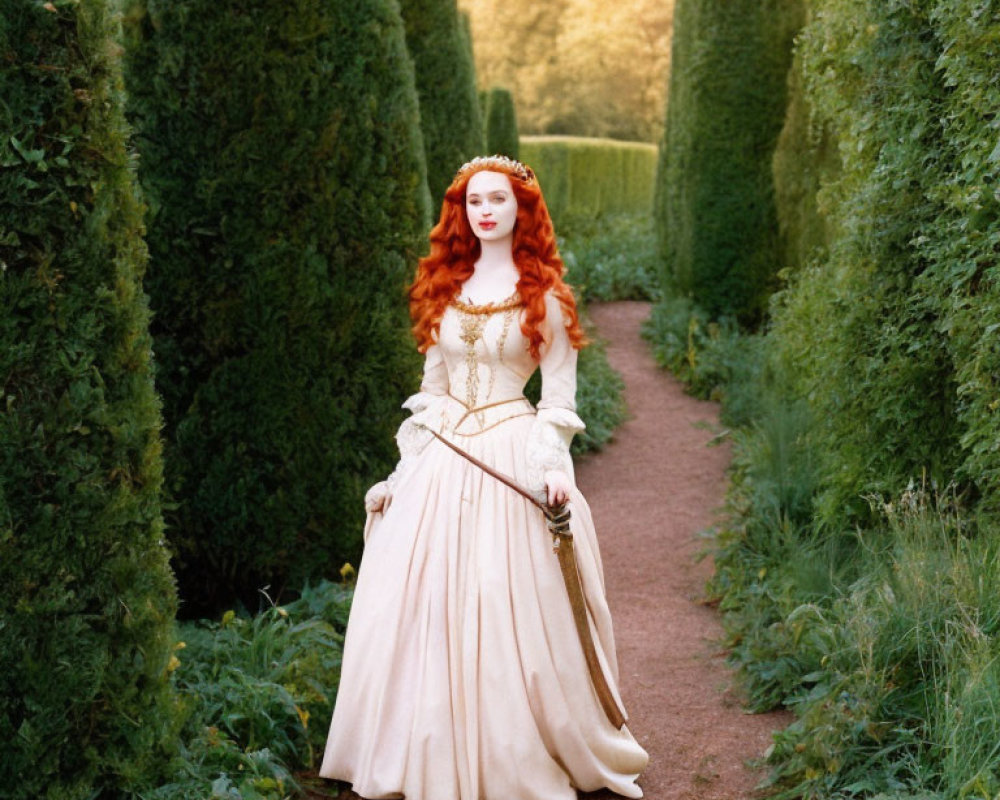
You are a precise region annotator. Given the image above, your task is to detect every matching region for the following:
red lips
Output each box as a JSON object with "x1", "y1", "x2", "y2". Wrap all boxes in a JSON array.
[{"x1": 479, "y1": 221, "x2": 497, "y2": 230}]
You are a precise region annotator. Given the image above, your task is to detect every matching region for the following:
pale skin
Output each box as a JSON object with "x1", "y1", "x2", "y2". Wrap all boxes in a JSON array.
[{"x1": 370, "y1": 170, "x2": 573, "y2": 512}]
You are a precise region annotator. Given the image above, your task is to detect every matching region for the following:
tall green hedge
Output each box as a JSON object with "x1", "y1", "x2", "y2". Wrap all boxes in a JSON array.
[
  {"x1": 400, "y1": 0, "x2": 484, "y2": 206},
  {"x1": 484, "y1": 86, "x2": 520, "y2": 160},
  {"x1": 700, "y1": 2, "x2": 1000, "y2": 794},
  {"x1": 520, "y1": 135, "x2": 657, "y2": 227},
  {"x1": 770, "y1": 0, "x2": 964, "y2": 524},
  {"x1": 654, "y1": 0, "x2": 803, "y2": 324},
  {"x1": 123, "y1": 0, "x2": 430, "y2": 614},
  {"x1": 0, "y1": 1, "x2": 177, "y2": 795}
]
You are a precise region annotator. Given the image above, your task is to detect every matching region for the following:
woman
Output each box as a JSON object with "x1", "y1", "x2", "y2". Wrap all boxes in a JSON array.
[{"x1": 320, "y1": 155, "x2": 648, "y2": 799}]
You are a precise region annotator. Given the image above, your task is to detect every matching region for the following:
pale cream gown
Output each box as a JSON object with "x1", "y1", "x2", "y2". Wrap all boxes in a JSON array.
[{"x1": 320, "y1": 292, "x2": 648, "y2": 799}]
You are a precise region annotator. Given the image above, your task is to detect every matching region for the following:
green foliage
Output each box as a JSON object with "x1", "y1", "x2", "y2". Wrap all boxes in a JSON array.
[
  {"x1": 920, "y1": 0, "x2": 1000, "y2": 512},
  {"x1": 0, "y1": 1, "x2": 177, "y2": 795},
  {"x1": 560, "y1": 214, "x2": 659, "y2": 303},
  {"x1": 484, "y1": 87, "x2": 519, "y2": 160},
  {"x1": 521, "y1": 136, "x2": 658, "y2": 228},
  {"x1": 770, "y1": 0, "x2": 962, "y2": 528},
  {"x1": 572, "y1": 330, "x2": 627, "y2": 455},
  {"x1": 760, "y1": 498, "x2": 1000, "y2": 799},
  {"x1": 650, "y1": 1, "x2": 1000, "y2": 796},
  {"x1": 642, "y1": 297, "x2": 764, "y2": 428},
  {"x1": 771, "y1": 12, "x2": 840, "y2": 278},
  {"x1": 400, "y1": 0, "x2": 484, "y2": 206},
  {"x1": 655, "y1": 0, "x2": 803, "y2": 324},
  {"x1": 139, "y1": 581, "x2": 354, "y2": 799},
  {"x1": 122, "y1": 0, "x2": 430, "y2": 614}
]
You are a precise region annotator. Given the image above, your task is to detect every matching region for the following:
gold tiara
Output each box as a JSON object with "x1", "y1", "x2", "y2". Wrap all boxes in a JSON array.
[{"x1": 455, "y1": 154, "x2": 535, "y2": 184}]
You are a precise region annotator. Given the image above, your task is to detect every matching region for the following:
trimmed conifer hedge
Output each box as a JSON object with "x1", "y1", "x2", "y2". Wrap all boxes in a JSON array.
[
  {"x1": 484, "y1": 87, "x2": 520, "y2": 160},
  {"x1": 654, "y1": 0, "x2": 803, "y2": 324},
  {"x1": 123, "y1": 0, "x2": 430, "y2": 614},
  {"x1": 400, "y1": 0, "x2": 484, "y2": 206},
  {"x1": 520, "y1": 135, "x2": 657, "y2": 227},
  {"x1": 0, "y1": 1, "x2": 177, "y2": 795}
]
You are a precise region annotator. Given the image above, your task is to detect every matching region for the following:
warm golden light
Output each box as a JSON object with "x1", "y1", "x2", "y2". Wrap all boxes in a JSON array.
[{"x1": 458, "y1": 0, "x2": 676, "y2": 142}]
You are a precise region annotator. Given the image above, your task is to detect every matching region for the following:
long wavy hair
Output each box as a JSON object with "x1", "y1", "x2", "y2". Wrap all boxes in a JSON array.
[{"x1": 409, "y1": 160, "x2": 586, "y2": 360}]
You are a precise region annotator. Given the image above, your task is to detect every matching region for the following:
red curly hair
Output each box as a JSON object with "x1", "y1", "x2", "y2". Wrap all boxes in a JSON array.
[{"x1": 409, "y1": 160, "x2": 586, "y2": 360}]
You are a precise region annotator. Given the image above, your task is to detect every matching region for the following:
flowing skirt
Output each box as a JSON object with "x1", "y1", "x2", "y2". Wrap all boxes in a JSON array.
[{"x1": 320, "y1": 411, "x2": 648, "y2": 799}]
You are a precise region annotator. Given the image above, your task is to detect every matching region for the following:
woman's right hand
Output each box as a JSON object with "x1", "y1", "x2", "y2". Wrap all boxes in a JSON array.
[{"x1": 364, "y1": 480, "x2": 392, "y2": 513}]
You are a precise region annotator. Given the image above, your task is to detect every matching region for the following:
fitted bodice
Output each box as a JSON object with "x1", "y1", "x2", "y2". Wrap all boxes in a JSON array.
[
  {"x1": 413, "y1": 291, "x2": 582, "y2": 440},
  {"x1": 437, "y1": 296, "x2": 537, "y2": 410}
]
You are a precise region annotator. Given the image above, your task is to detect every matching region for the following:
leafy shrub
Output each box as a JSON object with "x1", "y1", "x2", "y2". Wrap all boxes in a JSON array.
[
  {"x1": 770, "y1": 0, "x2": 962, "y2": 529},
  {"x1": 484, "y1": 87, "x2": 519, "y2": 159},
  {"x1": 918, "y1": 0, "x2": 1000, "y2": 512},
  {"x1": 559, "y1": 214, "x2": 659, "y2": 303},
  {"x1": 400, "y1": 0, "x2": 484, "y2": 206},
  {"x1": 762, "y1": 496, "x2": 1000, "y2": 799},
  {"x1": 122, "y1": 0, "x2": 430, "y2": 614},
  {"x1": 572, "y1": 331, "x2": 627, "y2": 455},
  {"x1": 140, "y1": 581, "x2": 354, "y2": 800},
  {"x1": 770, "y1": 11, "x2": 839, "y2": 279},
  {"x1": 520, "y1": 136, "x2": 658, "y2": 227},
  {"x1": 642, "y1": 296, "x2": 765, "y2": 428},
  {"x1": 654, "y1": 0, "x2": 803, "y2": 324},
  {"x1": 0, "y1": 1, "x2": 176, "y2": 795}
]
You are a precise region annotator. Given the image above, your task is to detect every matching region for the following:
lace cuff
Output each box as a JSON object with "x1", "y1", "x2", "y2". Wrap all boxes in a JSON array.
[
  {"x1": 385, "y1": 392, "x2": 446, "y2": 492},
  {"x1": 525, "y1": 408, "x2": 586, "y2": 493}
]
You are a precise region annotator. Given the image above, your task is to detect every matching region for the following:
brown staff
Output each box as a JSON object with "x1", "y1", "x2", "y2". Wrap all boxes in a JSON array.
[{"x1": 430, "y1": 429, "x2": 628, "y2": 730}]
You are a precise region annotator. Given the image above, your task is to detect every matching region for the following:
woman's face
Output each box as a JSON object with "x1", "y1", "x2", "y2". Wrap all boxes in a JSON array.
[{"x1": 465, "y1": 171, "x2": 517, "y2": 242}]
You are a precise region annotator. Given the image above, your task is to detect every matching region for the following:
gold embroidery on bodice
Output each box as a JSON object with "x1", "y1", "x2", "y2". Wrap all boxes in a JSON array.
[{"x1": 452, "y1": 293, "x2": 523, "y2": 426}]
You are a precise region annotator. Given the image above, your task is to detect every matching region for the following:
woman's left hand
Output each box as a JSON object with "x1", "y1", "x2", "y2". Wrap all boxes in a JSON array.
[{"x1": 544, "y1": 469, "x2": 574, "y2": 507}]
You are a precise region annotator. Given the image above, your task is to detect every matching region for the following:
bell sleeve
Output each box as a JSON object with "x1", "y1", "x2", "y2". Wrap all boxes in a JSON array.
[{"x1": 525, "y1": 292, "x2": 586, "y2": 493}]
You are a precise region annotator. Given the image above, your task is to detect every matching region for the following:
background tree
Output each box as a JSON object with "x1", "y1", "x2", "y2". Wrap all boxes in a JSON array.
[
  {"x1": 484, "y1": 87, "x2": 520, "y2": 159},
  {"x1": 538, "y1": 0, "x2": 673, "y2": 141},
  {"x1": 123, "y1": 0, "x2": 430, "y2": 615},
  {"x1": 0, "y1": 1, "x2": 177, "y2": 795},
  {"x1": 654, "y1": 0, "x2": 803, "y2": 324},
  {"x1": 400, "y1": 0, "x2": 484, "y2": 206},
  {"x1": 460, "y1": 0, "x2": 673, "y2": 142}
]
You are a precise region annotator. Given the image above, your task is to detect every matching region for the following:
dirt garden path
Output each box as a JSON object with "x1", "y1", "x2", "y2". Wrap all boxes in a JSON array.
[{"x1": 576, "y1": 301, "x2": 790, "y2": 800}]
